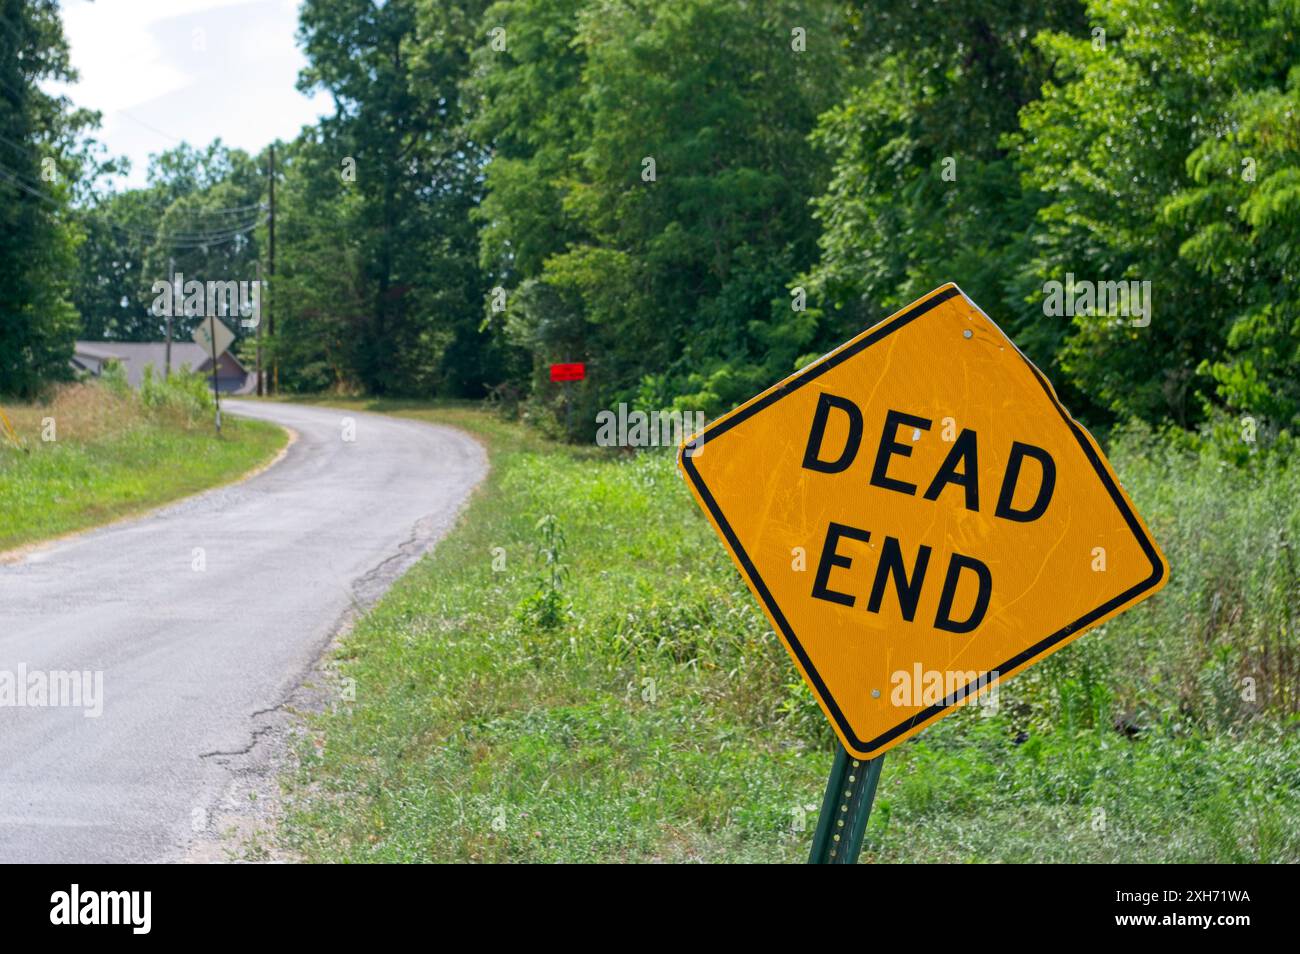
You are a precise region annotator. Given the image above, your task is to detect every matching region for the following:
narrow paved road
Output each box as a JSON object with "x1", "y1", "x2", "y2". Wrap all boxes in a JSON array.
[{"x1": 0, "y1": 401, "x2": 486, "y2": 862}]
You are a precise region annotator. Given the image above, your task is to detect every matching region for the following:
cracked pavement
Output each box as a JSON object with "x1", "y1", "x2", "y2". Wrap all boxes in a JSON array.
[{"x1": 0, "y1": 400, "x2": 486, "y2": 862}]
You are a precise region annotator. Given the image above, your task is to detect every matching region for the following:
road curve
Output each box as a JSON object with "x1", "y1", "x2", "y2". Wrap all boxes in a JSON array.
[{"x1": 0, "y1": 400, "x2": 486, "y2": 862}]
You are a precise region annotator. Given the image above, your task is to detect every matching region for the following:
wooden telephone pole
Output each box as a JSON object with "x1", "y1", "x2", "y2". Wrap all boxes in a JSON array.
[
  {"x1": 165, "y1": 257, "x2": 174, "y2": 379},
  {"x1": 267, "y1": 144, "x2": 277, "y2": 395},
  {"x1": 255, "y1": 260, "x2": 263, "y2": 396}
]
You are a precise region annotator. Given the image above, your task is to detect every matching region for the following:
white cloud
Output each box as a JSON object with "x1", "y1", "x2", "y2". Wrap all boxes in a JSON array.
[{"x1": 52, "y1": 0, "x2": 331, "y2": 188}]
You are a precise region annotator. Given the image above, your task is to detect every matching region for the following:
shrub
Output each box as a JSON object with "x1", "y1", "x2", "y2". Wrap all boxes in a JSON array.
[
  {"x1": 139, "y1": 364, "x2": 215, "y2": 423},
  {"x1": 99, "y1": 360, "x2": 131, "y2": 397}
]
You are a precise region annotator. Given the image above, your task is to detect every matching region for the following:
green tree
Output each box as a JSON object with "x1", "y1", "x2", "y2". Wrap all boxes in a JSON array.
[
  {"x1": 265, "y1": 131, "x2": 366, "y2": 392},
  {"x1": 0, "y1": 0, "x2": 92, "y2": 396},
  {"x1": 1167, "y1": 41, "x2": 1300, "y2": 432},
  {"x1": 74, "y1": 142, "x2": 266, "y2": 350},
  {"x1": 471, "y1": 0, "x2": 591, "y2": 286},
  {"x1": 806, "y1": 0, "x2": 1086, "y2": 408},
  {"x1": 476, "y1": 0, "x2": 846, "y2": 422},
  {"x1": 295, "y1": 0, "x2": 493, "y2": 396},
  {"x1": 1015, "y1": 0, "x2": 1300, "y2": 429}
]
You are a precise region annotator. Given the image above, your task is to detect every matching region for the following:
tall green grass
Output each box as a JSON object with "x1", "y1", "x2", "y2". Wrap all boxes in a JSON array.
[
  {"x1": 0, "y1": 373, "x2": 286, "y2": 550},
  {"x1": 281, "y1": 401, "x2": 1300, "y2": 863}
]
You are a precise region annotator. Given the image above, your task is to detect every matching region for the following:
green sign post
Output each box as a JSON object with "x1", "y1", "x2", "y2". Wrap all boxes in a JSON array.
[{"x1": 807, "y1": 747, "x2": 884, "y2": 864}]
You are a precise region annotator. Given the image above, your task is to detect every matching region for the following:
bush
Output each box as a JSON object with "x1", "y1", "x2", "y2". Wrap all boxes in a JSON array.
[
  {"x1": 1006, "y1": 422, "x2": 1300, "y2": 735},
  {"x1": 139, "y1": 364, "x2": 215, "y2": 423},
  {"x1": 99, "y1": 360, "x2": 131, "y2": 398}
]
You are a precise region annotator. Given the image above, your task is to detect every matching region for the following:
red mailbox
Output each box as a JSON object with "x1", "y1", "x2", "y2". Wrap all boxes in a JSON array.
[{"x1": 550, "y1": 362, "x2": 586, "y2": 383}]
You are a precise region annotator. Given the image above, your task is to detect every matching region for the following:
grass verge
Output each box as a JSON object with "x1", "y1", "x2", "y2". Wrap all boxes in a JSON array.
[
  {"x1": 280, "y1": 399, "x2": 1300, "y2": 863},
  {"x1": 0, "y1": 377, "x2": 287, "y2": 552}
]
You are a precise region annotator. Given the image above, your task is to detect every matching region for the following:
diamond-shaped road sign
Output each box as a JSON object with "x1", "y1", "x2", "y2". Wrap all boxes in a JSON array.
[
  {"x1": 678, "y1": 284, "x2": 1168, "y2": 759},
  {"x1": 192, "y1": 316, "x2": 235, "y2": 359}
]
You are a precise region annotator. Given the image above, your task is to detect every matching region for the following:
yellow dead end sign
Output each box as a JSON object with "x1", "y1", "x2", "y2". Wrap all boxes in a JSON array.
[{"x1": 678, "y1": 284, "x2": 1168, "y2": 760}]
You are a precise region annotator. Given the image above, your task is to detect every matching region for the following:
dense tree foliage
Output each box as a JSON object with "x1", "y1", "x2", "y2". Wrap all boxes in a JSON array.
[
  {"x1": 68, "y1": 140, "x2": 266, "y2": 372},
  {"x1": 0, "y1": 0, "x2": 92, "y2": 397},
  {"x1": 1016, "y1": 0, "x2": 1300, "y2": 431},
  {"x1": 473, "y1": 0, "x2": 846, "y2": 418},
  {"x1": 2, "y1": 0, "x2": 1298, "y2": 447},
  {"x1": 288, "y1": 0, "x2": 493, "y2": 396},
  {"x1": 807, "y1": 0, "x2": 1088, "y2": 406}
]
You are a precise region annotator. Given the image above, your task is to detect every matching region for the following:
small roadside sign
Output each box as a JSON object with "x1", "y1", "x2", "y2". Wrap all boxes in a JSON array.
[
  {"x1": 192, "y1": 316, "x2": 234, "y2": 436},
  {"x1": 678, "y1": 283, "x2": 1167, "y2": 762},
  {"x1": 192, "y1": 316, "x2": 234, "y2": 359},
  {"x1": 550, "y1": 362, "x2": 586, "y2": 383},
  {"x1": 551, "y1": 362, "x2": 585, "y2": 435}
]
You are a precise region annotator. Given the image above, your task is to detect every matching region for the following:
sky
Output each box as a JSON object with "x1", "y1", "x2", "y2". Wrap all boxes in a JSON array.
[{"x1": 48, "y1": 0, "x2": 334, "y2": 190}]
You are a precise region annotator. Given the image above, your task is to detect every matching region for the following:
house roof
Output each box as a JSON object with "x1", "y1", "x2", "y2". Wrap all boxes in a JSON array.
[
  {"x1": 74, "y1": 342, "x2": 129, "y2": 361},
  {"x1": 73, "y1": 341, "x2": 248, "y2": 389}
]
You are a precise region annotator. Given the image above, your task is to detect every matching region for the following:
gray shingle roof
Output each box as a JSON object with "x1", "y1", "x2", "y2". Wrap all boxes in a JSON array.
[{"x1": 73, "y1": 341, "x2": 251, "y2": 392}]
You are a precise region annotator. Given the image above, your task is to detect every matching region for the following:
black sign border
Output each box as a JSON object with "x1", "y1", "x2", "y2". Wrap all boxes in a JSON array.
[{"x1": 680, "y1": 285, "x2": 1166, "y2": 756}]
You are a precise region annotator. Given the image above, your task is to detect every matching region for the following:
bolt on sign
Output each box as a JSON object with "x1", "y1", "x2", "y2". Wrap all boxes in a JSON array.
[{"x1": 678, "y1": 284, "x2": 1168, "y2": 759}]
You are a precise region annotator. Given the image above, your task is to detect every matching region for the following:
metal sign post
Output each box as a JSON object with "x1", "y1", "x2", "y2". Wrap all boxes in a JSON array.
[
  {"x1": 192, "y1": 317, "x2": 233, "y2": 438},
  {"x1": 208, "y1": 319, "x2": 221, "y2": 436},
  {"x1": 677, "y1": 283, "x2": 1170, "y2": 864},
  {"x1": 808, "y1": 746, "x2": 884, "y2": 864}
]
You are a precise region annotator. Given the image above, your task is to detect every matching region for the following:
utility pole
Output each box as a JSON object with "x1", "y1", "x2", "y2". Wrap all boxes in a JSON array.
[
  {"x1": 255, "y1": 259, "x2": 263, "y2": 396},
  {"x1": 165, "y1": 256, "x2": 174, "y2": 379},
  {"x1": 207, "y1": 320, "x2": 222, "y2": 436},
  {"x1": 268, "y1": 144, "x2": 277, "y2": 395}
]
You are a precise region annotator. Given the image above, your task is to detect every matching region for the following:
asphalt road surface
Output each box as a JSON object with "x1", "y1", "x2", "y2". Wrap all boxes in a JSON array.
[{"x1": 0, "y1": 400, "x2": 486, "y2": 862}]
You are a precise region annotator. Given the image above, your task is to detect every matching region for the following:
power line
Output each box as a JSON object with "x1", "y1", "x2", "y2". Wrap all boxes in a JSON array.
[
  {"x1": 2, "y1": 13, "x2": 211, "y2": 158},
  {"x1": 114, "y1": 108, "x2": 183, "y2": 145},
  {"x1": 0, "y1": 157, "x2": 55, "y2": 191},
  {"x1": 0, "y1": 164, "x2": 67, "y2": 209},
  {"x1": 107, "y1": 217, "x2": 269, "y2": 246},
  {"x1": 1, "y1": 133, "x2": 269, "y2": 220},
  {"x1": 0, "y1": 16, "x2": 270, "y2": 256},
  {"x1": 0, "y1": 13, "x2": 26, "y2": 44},
  {"x1": 106, "y1": 211, "x2": 268, "y2": 237},
  {"x1": 146, "y1": 202, "x2": 269, "y2": 222},
  {"x1": 0, "y1": 68, "x2": 32, "y2": 105},
  {"x1": 0, "y1": 129, "x2": 39, "y2": 157},
  {"x1": 105, "y1": 220, "x2": 266, "y2": 242},
  {"x1": 105, "y1": 213, "x2": 266, "y2": 236},
  {"x1": 167, "y1": 200, "x2": 267, "y2": 215},
  {"x1": 0, "y1": 155, "x2": 267, "y2": 239},
  {"x1": 7, "y1": 194, "x2": 265, "y2": 240},
  {"x1": 0, "y1": 168, "x2": 266, "y2": 250}
]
